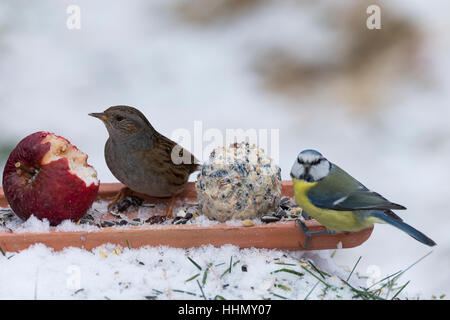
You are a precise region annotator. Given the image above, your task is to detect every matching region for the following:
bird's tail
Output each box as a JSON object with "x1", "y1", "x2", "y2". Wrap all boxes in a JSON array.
[{"x1": 370, "y1": 211, "x2": 436, "y2": 247}]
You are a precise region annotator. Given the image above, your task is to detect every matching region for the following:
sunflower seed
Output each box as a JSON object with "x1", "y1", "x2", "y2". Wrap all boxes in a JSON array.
[
  {"x1": 241, "y1": 220, "x2": 255, "y2": 227},
  {"x1": 128, "y1": 196, "x2": 143, "y2": 207},
  {"x1": 186, "y1": 206, "x2": 198, "y2": 216},
  {"x1": 141, "y1": 203, "x2": 156, "y2": 208},
  {"x1": 275, "y1": 208, "x2": 288, "y2": 218},
  {"x1": 145, "y1": 215, "x2": 167, "y2": 225},
  {"x1": 101, "y1": 220, "x2": 115, "y2": 227},
  {"x1": 173, "y1": 218, "x2": 188, "y2": 225},
  {"x1": 116, "y1": 198, "x2": 132, "y2": 212},
  {"x1": 261, "y1": 215, "x2": 281, "y2": 223},
  {"x1": 279, "y1": 197, "x2": 292, "y2": 209}
]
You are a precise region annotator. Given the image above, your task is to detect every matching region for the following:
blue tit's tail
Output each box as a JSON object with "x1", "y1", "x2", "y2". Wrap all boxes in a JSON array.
[{"x1": 370, "y1": 211, "x2": 436, "y2": 247}]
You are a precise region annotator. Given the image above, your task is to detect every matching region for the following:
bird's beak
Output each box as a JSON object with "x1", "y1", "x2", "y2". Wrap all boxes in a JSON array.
[{"x1": 89, "y1": 112, "x2": 107, "y2": 122}]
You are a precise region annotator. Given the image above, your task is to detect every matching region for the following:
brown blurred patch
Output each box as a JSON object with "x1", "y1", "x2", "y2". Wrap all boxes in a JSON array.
[
  {"x1": 253, "y1": 49, "x2": 331, "y2": 93},
  {"x1": 253, "y1": 2, "x2": 423, "y2": 110},
  {"x1": 173, "y1": 1, "x2": 425, "y2": 111},
  {"x1": 175, "y1": 0, "x2": 262, "y2": 25}
]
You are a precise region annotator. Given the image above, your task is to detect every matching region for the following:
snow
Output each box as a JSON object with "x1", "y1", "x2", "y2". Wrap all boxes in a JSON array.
[
  {"x1": 15, "y1": 215, "x2": 51, "y2": 234},
  {"x1": 1, "y1": 214, "x2": 99, "y2": 233},
  {"x1": 0, "y1": 243, "x2": 365, "y2": 300},
  {"x1": 0, "y1": 208, "x2": 426, "y2": 299}
]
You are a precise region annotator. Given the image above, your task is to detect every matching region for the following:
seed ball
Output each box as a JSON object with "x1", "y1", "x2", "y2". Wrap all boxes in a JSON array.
[{"x1": 195, "y1": 142, "x2": 282, "y2": 221}]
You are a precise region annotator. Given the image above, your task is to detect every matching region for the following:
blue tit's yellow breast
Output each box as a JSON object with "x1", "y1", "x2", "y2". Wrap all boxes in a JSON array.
[{"x1": 292, "y1": 178, "x2": 376, "y2": 232}]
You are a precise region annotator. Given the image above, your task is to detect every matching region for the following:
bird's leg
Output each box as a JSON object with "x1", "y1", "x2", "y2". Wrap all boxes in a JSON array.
[
  {"x1": 165, "y1": 195, "x2": 175, "y2": 219},
  {"x1": 297, "y1": 219, "x2": 336, "y2": 249}
]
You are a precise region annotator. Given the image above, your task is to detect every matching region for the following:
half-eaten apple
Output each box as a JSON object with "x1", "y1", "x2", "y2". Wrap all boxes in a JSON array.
[{"x1": 2, "y1": 132, "x2": 99, "y2": 225}]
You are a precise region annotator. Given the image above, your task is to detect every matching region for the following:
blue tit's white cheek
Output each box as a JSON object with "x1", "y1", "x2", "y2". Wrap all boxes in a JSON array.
[
  {"x1": 309, "y1": 160, "x2": 330, "y2": 181},
  {"x1": 290, "y1": 162, "x2": 304, "y2": 179}
]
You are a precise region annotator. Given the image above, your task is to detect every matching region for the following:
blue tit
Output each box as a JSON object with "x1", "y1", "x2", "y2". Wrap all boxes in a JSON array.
[{"x1": 290, "y1": 149, "x2": 436, "y2": 247}]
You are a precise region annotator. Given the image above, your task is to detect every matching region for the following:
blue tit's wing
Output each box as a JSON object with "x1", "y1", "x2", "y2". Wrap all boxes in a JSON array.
[
  {"x1": 332, "y1": 191, "x2": 406, "y2": 211},
  {"x1": 308, "y1": 164, "x2": 406, "y2": 211}
]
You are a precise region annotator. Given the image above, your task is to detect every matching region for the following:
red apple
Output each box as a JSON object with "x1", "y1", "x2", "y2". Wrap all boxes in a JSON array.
[{"x1": 2, "y1": 132, "x2": 99, "y2": 225}]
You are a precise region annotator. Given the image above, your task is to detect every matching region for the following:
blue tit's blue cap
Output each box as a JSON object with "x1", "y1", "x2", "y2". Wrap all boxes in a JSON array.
[{"x1": 299, "y1": 149, "x2": 323, "y2": 157}]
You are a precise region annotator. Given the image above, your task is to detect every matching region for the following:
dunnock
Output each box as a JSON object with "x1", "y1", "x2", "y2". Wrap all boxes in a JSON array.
[{"x1": 89, "y1": 106, "x2": 200, "y2": 214}]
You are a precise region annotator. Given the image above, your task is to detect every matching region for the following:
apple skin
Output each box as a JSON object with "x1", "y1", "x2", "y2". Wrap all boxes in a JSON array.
[{"x1": 2, "y1": 132, "x2": 99, "y2": 226}]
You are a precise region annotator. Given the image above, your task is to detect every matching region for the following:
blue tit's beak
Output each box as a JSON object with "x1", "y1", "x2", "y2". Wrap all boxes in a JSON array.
[{"x1": 303, "y1": 163, "x2": 311, "y2": 173}]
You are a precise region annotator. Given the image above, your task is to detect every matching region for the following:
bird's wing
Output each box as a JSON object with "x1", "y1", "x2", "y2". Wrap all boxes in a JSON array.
[
  {"x1": 308, "y1": 164, "x2": 406, "y2": 211},
  {"x1": 331, "y1": 191, "x2": 406, "y2": 211},
  {"x1": 160, "y1": 134, "x2": 201, "y2": 174},
  {"x1": 141, "y1": 133, "x2": 200, "y2": 184}
]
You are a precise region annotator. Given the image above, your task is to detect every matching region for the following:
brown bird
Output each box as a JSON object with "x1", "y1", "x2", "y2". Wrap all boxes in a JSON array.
[{"x1": 89, "y1": 105, "x2": 200, "y2": 216}]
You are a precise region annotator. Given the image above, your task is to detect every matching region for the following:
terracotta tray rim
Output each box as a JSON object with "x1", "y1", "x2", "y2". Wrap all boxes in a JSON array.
[{"x1": 0, "y1": 182, "x2": 373, "y2": 252}]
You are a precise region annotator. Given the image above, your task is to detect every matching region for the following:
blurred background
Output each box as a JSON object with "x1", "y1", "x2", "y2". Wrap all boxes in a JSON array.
[{"x1": 0, "y1": 0, "x2": 448, "y2": 297}]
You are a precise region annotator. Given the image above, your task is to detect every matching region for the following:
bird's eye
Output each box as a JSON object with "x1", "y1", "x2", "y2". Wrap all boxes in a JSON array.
[{"x1": 115, "y1": 116, "x2": 124, "y2": 122}]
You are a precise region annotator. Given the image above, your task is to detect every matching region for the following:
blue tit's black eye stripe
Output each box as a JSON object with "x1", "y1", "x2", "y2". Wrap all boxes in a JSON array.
[
  {"x1": 310, "y1": 158, "x2": 325, "y2": 166},
  {"x1": 298, "y1": 157, "x2": 324, "y2": 166}
]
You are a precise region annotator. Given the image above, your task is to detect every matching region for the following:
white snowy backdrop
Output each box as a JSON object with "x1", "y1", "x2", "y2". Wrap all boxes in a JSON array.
[{"x1": 0, "y1": 0, "x2": 449, "y2": 298}]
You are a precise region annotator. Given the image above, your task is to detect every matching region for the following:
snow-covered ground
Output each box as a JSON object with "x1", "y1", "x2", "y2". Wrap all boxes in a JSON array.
[
  {"x1": 0, "y1": 243, "x2": 414, "y2": 300},
  {"x1": 0, "y1": 0, "x2": 449, "y2": 298}
]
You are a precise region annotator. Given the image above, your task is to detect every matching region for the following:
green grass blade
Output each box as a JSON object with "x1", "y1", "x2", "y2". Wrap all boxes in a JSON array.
[
  {"x1": 301, "y1": 266, "x2": 331, "y2": 288},
  {"x1": 196, "y1": 280, "x2": 207, "y2": 300},
  {"x1": 187, "y1": 256, "x2": 202, "y2": 271},
  {"x1": 346, "y1": 256, "x2": 362, "y2": 282},
  {"x1": 391, "y1": 280, "x2": 410, "y2": 300},
  {"x1": 271, "y1": 268, "x2": 304, "y2": 277},
  {"x1": 270, "y1": 292, "x2": 288, "y2": 300},
  {"x1": 304, "y1": 280, "x2": 320, "y2": 300},
  {"x1": 202, "y1": 268, "x2": 209, "y2": 286},
  {"x1": 275, "y1": 262, "x2": 296, "y2": 266},
  {"x1": 185, "y1": 273, "x2": 200, "y2": 282},
  {"x1": 308, "y1": 260, "x2": 330, "y2": 279},
  {"x1": 173, "y1": 289, "x2": 197, "y2": 296}
]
